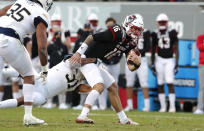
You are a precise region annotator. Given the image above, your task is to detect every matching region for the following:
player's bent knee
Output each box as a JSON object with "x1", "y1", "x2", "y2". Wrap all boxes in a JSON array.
[
  {"x1": 107, "y1": 82, "x2": 118, "y2": 94},
  {"x1": 93, "y1": 83, "x2": 104, "y2": 94},
  {"x1": 23, "y1": 75, "x2": 34, "y2": 84}
]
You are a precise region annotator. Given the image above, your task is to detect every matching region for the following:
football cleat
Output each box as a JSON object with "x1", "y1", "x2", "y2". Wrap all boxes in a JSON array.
[
  {"x1": 159, "y1": 108, "x2": 166, "y2": 113},
  {"x1": 119, "y1": 118, "x2": 139, "y2": 125},
  {"x1": 92, "y1": 105, "x2": 99, "y2": 110},
  {"x1": 75, "y1": 116, "x2": 94, "y2": 124},
  {"x1": 142, "y1": 107, "x2": 149, "y2": 112},
  {"x1": 23, "y1": 114, "x2": 46, "y2": 126},
  {"x1": 58, "y1": 103, "x2": 69, "y2": 109},
  {"x1": 124, "y1": 106, "x2": 133, "y2": 112},
  {"x1": 42, "y1": 103, "x2": 52, "y2": 109},
  {"x1": 194, "y1": 109, "x2": 204, "y2": 114},
  {"x1": 168, "y1": 107, "x2": 176, "y2": 113},
  {"x1": 73, "y1": 105, "x2": 83, "y2": 110}
]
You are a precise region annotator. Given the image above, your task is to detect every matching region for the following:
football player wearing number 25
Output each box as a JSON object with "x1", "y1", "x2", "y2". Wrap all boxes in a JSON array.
[{"x1": 0, "y1": 0, "x2": 53, "y2": 126}]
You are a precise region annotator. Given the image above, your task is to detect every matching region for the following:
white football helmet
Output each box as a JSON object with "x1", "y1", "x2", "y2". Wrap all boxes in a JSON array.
[
  {"x1": 88, "y1": 13, "x2": 99, "y2": 30},
  {"x1": 156, "y1": 13, "x2": 169, "y2": 30},
  {"x1": 51, "y1": 13, "x2": 62, "y2": 29},
  {"x1": 122, "y1": 14, "x2": 144, "y2": 40},
  {"x1": 37, "y1": 0, "x2": 53, "y2": 11}
]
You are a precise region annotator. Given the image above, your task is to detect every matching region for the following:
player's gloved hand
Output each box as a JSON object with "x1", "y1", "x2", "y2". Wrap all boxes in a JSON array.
[
  {"x1": 40, "y1": 71, "x2": 48, "y2": 84},
  {"x1": 150, "y1": 64, "x2": 157, "y2": 76},
  {"x1": 174, "y1": 64, "x2": 178, "y2": 75},
  {"x1": 39, "y1": 64, "x2": 48, "y2": 84},
  {"x1": 69, "y1": 52, "x2": 81, "y2": 65}
]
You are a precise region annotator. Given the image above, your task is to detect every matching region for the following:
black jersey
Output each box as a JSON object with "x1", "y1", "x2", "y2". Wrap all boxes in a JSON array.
[
  {"x1": 151, "y1": 29, "x2": 178, "y2": 58},
  {"x1": 137, "y1": 30, "x2": 151, "y2": 57},
  {"x1": 84, "y1": 24, "x2": 136, "y2": 61}
]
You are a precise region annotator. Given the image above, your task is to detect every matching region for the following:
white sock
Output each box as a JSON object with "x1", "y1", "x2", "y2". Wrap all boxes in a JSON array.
[
  {"x1": 0, "y1": 99, "x2": 17, "y2": 108},
  {"x1": 158, "y1": 93, "x2": 166, "y2": 109},
  {"x1": 80, "y1": 94, "x2": 88, "y2": 105},
  {"x1": 84, "y1": 90, "x2": 100, "y2": 106},
  {"x1": 24, "y1": 105, "x2": 32, "y2": 116},
  {"x1": 0, "y1": 92, "x2": 4, "y2": 101},
  {"x1": 79, "y1": 90, "x2": 100, "y2": 117},
  {"x1": 127, "y1": 99, "x2": 133, "y2": 108},
  {"x1": 144, "y1": 98, "x2": 150, "y2": 110},
  {"x1": 13, "y1": 92, "x2": 19, "y2": 99},
  {"x1": 117, "y1": 110, "x2": 128, "y2": 123},
  {"x1": 23, "y1": 84, "x2": 34, "y2": 116},
  {"x1": 23, "y1": 84, "x2": 34, "y2": 103},
  {"x1": 169, "y1": 93, "x2": 176, "y2": 109},
  {"x1": 58, "y1": 93, "x2": 66, "y2": 105},
  {"x1": 79, "y1": 107, "x2": 90, "y2": 118}
]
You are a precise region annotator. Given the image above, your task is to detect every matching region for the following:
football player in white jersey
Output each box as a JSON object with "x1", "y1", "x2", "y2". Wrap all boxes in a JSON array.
[
  {"x1": 0, "y1": 54, "x2": 140, "y2": 125},
  {"x1": 0, "y1": 0, "x2": 53, "y2": 125}
]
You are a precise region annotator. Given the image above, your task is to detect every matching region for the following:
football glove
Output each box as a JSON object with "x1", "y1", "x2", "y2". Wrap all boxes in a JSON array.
[{"x1": 174, "y1": 64, "x2": 178, "y2": 75}]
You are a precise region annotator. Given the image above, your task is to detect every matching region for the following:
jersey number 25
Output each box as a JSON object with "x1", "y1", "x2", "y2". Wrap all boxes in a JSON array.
[{"x1": 6, "y1": 3, "x2": 31, "y2": 22}]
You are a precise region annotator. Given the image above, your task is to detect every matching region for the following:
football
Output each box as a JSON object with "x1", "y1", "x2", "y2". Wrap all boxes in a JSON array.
[{"x1": 127, "y1": 48, "x2": 141, "y2": 71}]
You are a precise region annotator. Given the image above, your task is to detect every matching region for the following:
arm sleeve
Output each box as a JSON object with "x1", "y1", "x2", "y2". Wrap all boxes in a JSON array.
[
  {"x1": 170, "y1": 30, "x2": 178, "y2": 44},
  {"x1": 197, "y1": 35, "x2": 204, "y2": 51},
  {"x1": 33, "y1": 10, "x2": 50, "y2": 28},
  {"x1": 151, "y1": 32, "x2": 158, "y2": 50},
  {"x1": 143, "y1": 30, "x2": 151, "y2": 52},
  {"x1": 92, "y1": 24, "x2": 122, "y2": 43}
]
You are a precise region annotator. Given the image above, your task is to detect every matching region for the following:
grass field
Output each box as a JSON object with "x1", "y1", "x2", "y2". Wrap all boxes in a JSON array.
[{"x1": 0, "y1": 107, "x2": 204, "y2": 131}]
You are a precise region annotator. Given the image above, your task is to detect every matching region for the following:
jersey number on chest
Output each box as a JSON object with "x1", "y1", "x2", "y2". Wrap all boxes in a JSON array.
[
  {"x1": 65, "y1": 74, "x2": 78, "y2": 89},
  {"x1": 158, "y1": 37, "x2": 170, "y2": 49},
  {"x1": 6, "y1": 3, "x2": 31, "y2": 22}
]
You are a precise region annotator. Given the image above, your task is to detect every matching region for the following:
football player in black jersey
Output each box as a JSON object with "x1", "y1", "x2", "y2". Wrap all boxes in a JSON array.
[
  {"x1": 124, "y1": 15, "x2": 151, "y2": 112},
  {"x1": 98, "y1": 17, "x2": 123, "y2": 110},
  {"x1": 151, "y1": 13, "x2": 179, "y2": 113},
  {"x1": 70, "y1": 14, "x2": 144, "y2": 125}
]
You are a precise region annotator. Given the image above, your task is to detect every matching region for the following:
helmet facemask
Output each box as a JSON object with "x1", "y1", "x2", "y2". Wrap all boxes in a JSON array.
[
  {"x1": 123, "y1": 14, "x2": 144, "y2": 41},
  {"x1": 157, "y1": 20, "x2": 168, "y2": 31}
]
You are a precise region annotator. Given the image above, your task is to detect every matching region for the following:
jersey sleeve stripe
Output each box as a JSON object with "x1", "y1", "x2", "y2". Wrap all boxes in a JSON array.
[
  {"x1": 108, "y1": 27, "x2": 115, "y2": 42},
  {"x1": 34, "y1": 16, "x2": 48, "y2": 28}
]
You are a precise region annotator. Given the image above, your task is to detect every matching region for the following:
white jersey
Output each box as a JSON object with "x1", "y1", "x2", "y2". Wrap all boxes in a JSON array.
[
  {"x1": 35, "y1": 60, "x2": 84, "y2": 98},
  {"x1": 0, "y1": 0, "x2": 50, "y2": 41}
]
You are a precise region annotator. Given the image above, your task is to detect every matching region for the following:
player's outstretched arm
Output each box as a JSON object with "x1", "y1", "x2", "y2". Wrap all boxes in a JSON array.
[
  {"x1": 69, "y1": 35, "x2": 94, "y2": 64},
  {"x1": 78, "y1": 84, "x2": 92, "y2": 93},
  {"x1": 36, "y1": 22, "x2": 48, "y2": 67},
  {"x1": 0, "y1": 4, "x2": 12, "y2": 17}
]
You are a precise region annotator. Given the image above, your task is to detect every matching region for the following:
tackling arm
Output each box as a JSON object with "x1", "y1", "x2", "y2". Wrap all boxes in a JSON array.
[
  {"x1": 0, "y1": 4, "x2": 12, "y2": 17},
  {"x1": 78, "y1": 84, "x2": 92, "y2": 93}
]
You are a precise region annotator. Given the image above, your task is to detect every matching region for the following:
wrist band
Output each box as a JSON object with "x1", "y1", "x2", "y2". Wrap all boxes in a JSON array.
[
  {"x1": 41, "y1": 64, "x2": 48, "y2": 72},
  {"x1": 77, "y1": 42, "x2": 88, "y2": 55}
]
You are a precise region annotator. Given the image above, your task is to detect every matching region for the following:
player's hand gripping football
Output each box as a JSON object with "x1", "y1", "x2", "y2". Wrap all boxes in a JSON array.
[{"x1": 69, "y1": 52, "x2": 81, "y2": 65}]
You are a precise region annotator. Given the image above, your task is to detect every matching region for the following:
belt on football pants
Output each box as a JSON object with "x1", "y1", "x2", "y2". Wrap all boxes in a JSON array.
[{"x1": 0, "y1": 27, "x2": 21, "y2": 42}]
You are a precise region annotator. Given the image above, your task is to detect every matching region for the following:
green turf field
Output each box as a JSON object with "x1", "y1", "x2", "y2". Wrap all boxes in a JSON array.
[{"x1": 0, "y1": 107, "x2": 204, "y2": 131}]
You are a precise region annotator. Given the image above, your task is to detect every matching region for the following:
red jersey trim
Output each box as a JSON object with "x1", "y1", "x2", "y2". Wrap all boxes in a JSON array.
[{"x1": 109, "y1": 27, "x2": 115, "y2": 42}]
